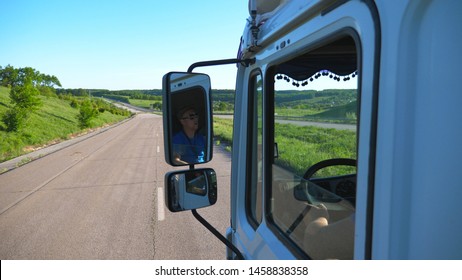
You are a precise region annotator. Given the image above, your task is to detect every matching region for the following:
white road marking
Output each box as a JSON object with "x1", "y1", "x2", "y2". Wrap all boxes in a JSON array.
[{"x1": 157, "y1": 187, "x2": 165, "y2": 221}]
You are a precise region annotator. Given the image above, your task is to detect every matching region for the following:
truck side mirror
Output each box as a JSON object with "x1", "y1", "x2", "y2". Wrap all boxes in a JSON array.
[
  {"x1": 162, "y1": 72, "x2": 213, "y2": 166},
  {"x1": 165, "y1": 168, "x2": 218, "y2": 212}
]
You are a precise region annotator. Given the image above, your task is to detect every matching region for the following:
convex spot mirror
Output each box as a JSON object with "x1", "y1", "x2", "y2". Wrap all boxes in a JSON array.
[
  {"x1": 165, "y1": 168, "x2": 217, "y2": 212},
  {"x1": 163, "y1": 72, "x2": 213, "y2": 166}
]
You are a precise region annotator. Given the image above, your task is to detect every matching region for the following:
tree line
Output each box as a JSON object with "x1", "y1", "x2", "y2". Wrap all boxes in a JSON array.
[
  {"x1": 0, "y1": 65, "x2": 61, "y2": 88},
  {"x1": 0, "y1": 65, "x2": 62, "y2": 132}
]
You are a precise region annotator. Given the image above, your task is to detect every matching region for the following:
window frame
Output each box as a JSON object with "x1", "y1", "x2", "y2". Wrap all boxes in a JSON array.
[
  {"x1": 263, "y1": 30, "x2": 363, "y2": 259},
  {"x1": 245, "y1": 69, "x2": 264, "y2": 229}
]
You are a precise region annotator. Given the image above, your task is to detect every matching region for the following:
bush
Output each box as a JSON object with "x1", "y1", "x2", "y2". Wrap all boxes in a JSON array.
[
  {"x1": 1, "y1": 107, "x2": 28, "y2": 132},
  {"x1": 9, "y1": 82, "x2": 42, "y2": 110},
  {"x1": 69, "y1": 98, "x2": 79, "y2": 108},
  {"x1": 77, "y1": 99, "x2": 99, "y2": 128}
]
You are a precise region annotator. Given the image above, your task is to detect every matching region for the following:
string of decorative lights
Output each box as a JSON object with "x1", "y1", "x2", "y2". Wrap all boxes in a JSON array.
[{"x1": 276, "y1": 70, "x2": 358, "y2": 87}]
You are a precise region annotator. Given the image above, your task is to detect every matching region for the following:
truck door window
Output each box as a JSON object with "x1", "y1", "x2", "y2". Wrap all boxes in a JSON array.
[
  {"x1": 247, "y1": 73, "x2": 263, "y2": 226},
  {"x1": 269, "y1": 36, "x2": 358, "y2": 259}
]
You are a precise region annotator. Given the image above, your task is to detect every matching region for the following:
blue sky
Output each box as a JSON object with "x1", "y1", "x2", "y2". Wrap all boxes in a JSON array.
[
  {"x1": 1, "y1": 0, "x2": 356, "y2": 90},
  {"x1": 1, "y1": 0, "x2": 248, "y2": 90}
]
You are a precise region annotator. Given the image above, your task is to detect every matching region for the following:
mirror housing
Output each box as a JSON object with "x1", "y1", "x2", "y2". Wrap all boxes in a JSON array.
[
  {"x1": 165, "y1": 168, "x2": 218, "y2": 212},
  {"x1": 162, "y1": 72, "x2": 213, "y2": 166}
]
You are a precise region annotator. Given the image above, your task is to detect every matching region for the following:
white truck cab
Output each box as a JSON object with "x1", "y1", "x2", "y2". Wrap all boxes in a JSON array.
[{"x1": 162, "y1": 0, "x2": 462, "y2": 260}]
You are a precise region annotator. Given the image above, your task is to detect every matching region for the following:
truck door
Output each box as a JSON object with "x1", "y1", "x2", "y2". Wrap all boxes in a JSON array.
[{"x1": 233, "y1": 1, "x2": 379, "y2": 259}]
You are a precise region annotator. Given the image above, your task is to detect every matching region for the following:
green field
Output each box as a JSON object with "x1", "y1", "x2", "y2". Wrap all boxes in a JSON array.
[
  {"x1": 0, "y1": 86, "x2": 132, "y2": 163},
  {"x1": 213, "y1": 117, "x2": 356, "y2": 177},
  {"x1": 128, "y1": 98, "x2": 162, "y2": 110}
]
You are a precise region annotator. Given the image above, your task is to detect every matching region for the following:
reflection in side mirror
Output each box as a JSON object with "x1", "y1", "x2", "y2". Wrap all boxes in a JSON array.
[
  {"x1": 165, "y1": 168, "x2": 217, "y2": 212},
  {"x1": 162, "y1": 72, "x2": 213, "y2": 166}
]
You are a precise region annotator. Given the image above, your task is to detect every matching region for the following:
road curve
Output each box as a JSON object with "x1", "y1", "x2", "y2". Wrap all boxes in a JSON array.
[{"x1": 0, "y1": 114, "x2": 231, "y2": 259}]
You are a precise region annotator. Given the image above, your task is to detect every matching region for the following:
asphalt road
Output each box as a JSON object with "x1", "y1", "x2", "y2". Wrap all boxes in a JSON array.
[{"x1": 0, "y1": 114, "x2": 231, "y2": 259}]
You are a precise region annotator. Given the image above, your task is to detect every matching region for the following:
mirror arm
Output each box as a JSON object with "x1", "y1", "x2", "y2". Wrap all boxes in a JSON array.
[
  {"x1": 188, "y1": 58, "x2": 255, "y2": 73},
  {"x1": 191, "y1": 209, "x2": 244, "y2": 260}
]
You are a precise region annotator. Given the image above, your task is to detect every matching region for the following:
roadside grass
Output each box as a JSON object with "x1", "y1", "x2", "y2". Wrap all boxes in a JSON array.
[
  {"x1": 213, "y1": 117, "x2": 234, "y2": 151},
  {"x1": 0, "y1": 86, "x2": 130, "y2": 162},
  {"x1": 274, "y1": 123, "x2": 356, "y2": 177}
]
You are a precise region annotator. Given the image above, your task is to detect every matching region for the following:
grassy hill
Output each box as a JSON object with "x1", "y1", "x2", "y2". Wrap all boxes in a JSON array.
[
  {"x1": 0, "y1": 86, "x2": 131, "y2": 163},
  {"x1": 311, "y1": 100, "x2": 357, "y2": 121},
  {"x1": 273, "y1": 89, "x2": 357, "y2": 123}
]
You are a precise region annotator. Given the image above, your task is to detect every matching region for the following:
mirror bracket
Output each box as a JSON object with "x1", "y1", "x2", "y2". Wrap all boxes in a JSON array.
[
  {"x1": 192, "y1": 209, "x2": 244, "y2": 260},
  {"x1": 188, "y1": 58, "x2": 255, "y2": 73}
]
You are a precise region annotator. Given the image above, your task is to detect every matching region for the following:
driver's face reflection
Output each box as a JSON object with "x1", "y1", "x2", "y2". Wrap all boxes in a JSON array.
[{"x1": 180, "y1": 109, "x2": 199, "y2": 130}]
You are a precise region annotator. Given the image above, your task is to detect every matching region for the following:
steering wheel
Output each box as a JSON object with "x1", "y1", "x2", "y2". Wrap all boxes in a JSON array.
[
  {"x1": 288, "y1": 158, "x2": 357, "y2": 236},
  {"x1": 303, "y1": 158, "x2": 356, "y2": 180},
  {"x1": 288, "y1": 158, "x2": 356, "y2": 235}
]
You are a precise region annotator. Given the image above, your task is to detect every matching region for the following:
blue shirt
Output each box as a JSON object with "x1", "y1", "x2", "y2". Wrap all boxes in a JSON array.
[{"x1": 172, "y1": 130, "x2": 205, "y2": 164}]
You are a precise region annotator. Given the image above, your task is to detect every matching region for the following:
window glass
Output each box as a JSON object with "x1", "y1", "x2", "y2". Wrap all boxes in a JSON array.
[
  {"x1": 247, "y1": 73, "x2": 263, "y2": 225},
  {"x1": 269, "y1": 36, "x2": 358, "y2": 259}
]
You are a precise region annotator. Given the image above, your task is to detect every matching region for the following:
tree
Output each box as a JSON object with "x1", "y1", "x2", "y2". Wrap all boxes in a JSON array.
[
  {"x1": 0, "y1": 65, "x2": 19, "y2": 87},
  {"x1": 0, "y1": 65, "x2": 62, "y2": 89},
  {"x1": 39, "y1": 74, "x2": 62, "y2": 88},
  {"x1": 3, "y1": 77, "x2": 42, "y2": 132},
  {"x1": 16, "y1": 67, "x2": 39, "y2": 87},
  {"x1": 50, "y1": 75, "x2": 62, "y2": 87},
  {"x1": 9, "y1": 79, "x2": 42, "y2": 110},
  {"x1": 77, "y1": 99, "x2": 99, "y2": 128}
]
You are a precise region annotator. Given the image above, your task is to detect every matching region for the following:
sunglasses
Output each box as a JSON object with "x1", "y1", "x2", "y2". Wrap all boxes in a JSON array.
[{"x1": 181, "y1": 113, "x2": 199, "y2": 120}]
